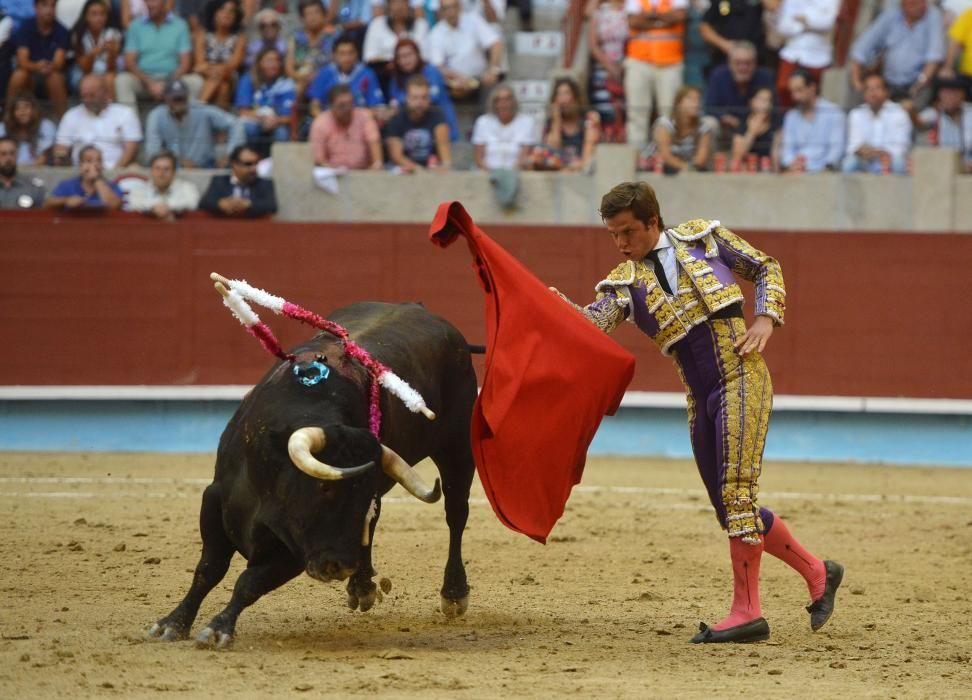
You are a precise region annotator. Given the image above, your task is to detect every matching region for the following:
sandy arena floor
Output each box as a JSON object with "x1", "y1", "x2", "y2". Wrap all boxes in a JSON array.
[{"x1": 1, "y1": 451, "x2": 970, "y2": 698}]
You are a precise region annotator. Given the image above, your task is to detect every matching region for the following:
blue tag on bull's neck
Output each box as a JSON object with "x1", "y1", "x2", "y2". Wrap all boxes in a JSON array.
[{"x1": 293, "y1": 360, "x2": 330, "y2": 387}]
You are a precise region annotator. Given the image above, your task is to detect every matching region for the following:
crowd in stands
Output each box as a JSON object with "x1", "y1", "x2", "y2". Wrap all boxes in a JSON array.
[{"x1": 1, "y1": 0, "x2": 972, "y2": 215}]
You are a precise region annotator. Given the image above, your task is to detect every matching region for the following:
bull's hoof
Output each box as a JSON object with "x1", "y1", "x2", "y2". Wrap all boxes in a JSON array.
[
  {"x1": 347, "y1": 586, "x2": 382, "y2": 612},
  {"x1": 440, "y1": 594, "x2": 469, "y2": 618},
  {"x1": 146, "y1": 621, "x2": 188, "y2": 642},
  {"x1": 195, "y1": 626, "x2": 234, "y2": 649}
]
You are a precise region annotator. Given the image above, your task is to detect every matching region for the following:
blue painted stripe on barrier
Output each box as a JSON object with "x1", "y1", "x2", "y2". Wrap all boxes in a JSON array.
[{"x1": 1, "y1": 401, "x2": 970, "y2": 467}]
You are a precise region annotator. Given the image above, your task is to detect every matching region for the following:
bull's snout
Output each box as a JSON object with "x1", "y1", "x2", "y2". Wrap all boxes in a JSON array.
[{"x1": 306, "y1": 559, "x2": 357, "y2": 582}]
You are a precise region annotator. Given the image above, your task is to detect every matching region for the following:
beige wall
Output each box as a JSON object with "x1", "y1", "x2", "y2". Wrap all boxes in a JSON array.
[{"x1": 22, "y1": 145, "x2": 971, "y2": 232}]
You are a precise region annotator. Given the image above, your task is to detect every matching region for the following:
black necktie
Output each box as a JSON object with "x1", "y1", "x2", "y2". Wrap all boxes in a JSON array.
[{"x1": 646, "y1": 250, "x2": 673, "y2": 295}]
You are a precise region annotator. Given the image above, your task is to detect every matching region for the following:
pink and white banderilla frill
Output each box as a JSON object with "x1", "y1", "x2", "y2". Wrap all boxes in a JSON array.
[{"x1": 210, "y1": 272, "x2": 435, "y2": 437}]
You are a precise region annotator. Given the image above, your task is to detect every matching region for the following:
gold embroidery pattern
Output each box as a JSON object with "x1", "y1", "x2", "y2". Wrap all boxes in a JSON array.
[
  {"x1": 713, "y1": 226, "x2": 786, "y2": 324},
  {"x1": 579, "y1": 292, "x2": 626, "y2": 333},
  {"x1": 672, "y1": 351, "x2": 697, "y2": 449},
  {"x1": 709, "y1": 317, "x2": 773, "y2": 544}
]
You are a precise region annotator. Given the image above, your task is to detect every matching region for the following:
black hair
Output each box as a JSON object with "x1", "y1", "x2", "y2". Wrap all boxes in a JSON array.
[
  {"x1": 203, "y1": 0, "x2": 243, "y2": 34},
  {"x1": 333, "y1": 33, "x2": 359, "y2": 54},
  {"x1": 788, "y1": 69, "x2": 818, "y2": 90},
  {"x1": 150, "y1": 149, "x2": 178, "y2": 168},
  {"x1": 230, "y1": 144, "x2": 259, "y2": 163},
  {"x1": 327, "y1": 83, "x2": 353, "y2": 104},
  {"x1": 298, "y1": 0, "x2": 326, "y2": 18},
  {"x1": 70, "y1": 0, "x2": 119, "y2": 56}
]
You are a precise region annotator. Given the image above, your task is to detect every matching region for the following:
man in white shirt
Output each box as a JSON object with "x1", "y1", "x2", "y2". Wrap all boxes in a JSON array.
[
  {"x1": 127, "y1": 150, "x2": 200, "y2": 220},
  {"x1": 774, "y1": 0, "x2": 840, "y2": 108},
  {"x1": 53, "y1": 74, "x2": 142, "y2": 170},
  {"x1": 842, "y1": 72, "x2": 913, "y2": 174},
  {"x1": 471, "y1": 83, "x2": 537, "y2": 170},
  {"x1": 426, "y1": 0, "x2": 503, "y2": 99}
]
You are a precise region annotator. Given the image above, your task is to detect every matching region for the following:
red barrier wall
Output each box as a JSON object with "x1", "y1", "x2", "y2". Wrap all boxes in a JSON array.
[{"x1": 2, "y1": 212, "x2": 970, "y2": 398}]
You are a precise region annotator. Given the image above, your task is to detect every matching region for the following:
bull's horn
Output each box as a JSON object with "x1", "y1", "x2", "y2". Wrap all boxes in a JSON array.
[
  {"x1": 380, "y1": 446, "x2": 441, "y2": 503},
  {"x1": 288, "y1": 427, "x2": 373, "y2": 480},
  {"x1": 210, "y1": 272, "x2": 231, "y2": 286}
]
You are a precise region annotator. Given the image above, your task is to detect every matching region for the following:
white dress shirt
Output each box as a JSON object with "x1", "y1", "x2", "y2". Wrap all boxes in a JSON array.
[
  {"x1": 846, "y1": 100, "x2": 913, "y2": 161},
  {"x1": 426, "y1": 12, "x2": 501, "y2": 78},
  {"x1": 776, "y1": 0, "x2": 841, "y2": 69},
  {"x1": 126, "y1": 178, "x2": 200, "y2": 213},
  {"x1": 649, "y1": 231, "x2": 678, "y2": 295}
]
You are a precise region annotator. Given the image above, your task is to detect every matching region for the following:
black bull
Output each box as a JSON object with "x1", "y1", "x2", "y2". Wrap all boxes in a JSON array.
[{"x1": 147, "y1": 302, "x2": 478, "y2": 647}]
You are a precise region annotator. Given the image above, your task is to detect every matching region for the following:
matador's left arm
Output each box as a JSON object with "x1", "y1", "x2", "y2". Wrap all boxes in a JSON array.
[{"x1": 713, "y1": 225, "x2": 786, "y2": 326}]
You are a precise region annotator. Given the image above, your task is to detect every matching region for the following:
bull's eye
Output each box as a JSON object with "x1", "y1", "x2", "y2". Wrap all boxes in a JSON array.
[{"x1": 293, "y1": 360, "x2": 330, "y2": 387}]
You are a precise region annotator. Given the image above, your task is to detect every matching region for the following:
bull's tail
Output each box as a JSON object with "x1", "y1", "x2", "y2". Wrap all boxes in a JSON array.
[{"x1": 467, "y1": 344, "x2": 486, "y2": 354}]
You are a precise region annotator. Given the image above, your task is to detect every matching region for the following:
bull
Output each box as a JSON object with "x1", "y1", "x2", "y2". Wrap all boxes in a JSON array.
[{"x1": 146, "y1": 301, "x2": 478, "y2": 647}]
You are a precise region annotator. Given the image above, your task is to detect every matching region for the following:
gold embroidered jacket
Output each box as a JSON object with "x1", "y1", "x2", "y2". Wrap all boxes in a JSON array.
[{"x1": 580, "y1": 219, "x2": 786, "y2": 354}]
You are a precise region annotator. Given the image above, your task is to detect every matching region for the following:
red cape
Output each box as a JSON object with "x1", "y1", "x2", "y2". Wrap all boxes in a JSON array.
[{"x1": 429, "y1": 202, "x2": 636, "y2": 543}]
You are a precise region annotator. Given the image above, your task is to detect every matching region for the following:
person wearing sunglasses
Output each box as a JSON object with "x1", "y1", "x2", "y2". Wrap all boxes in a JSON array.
[{"x1": 198, "y1": 143, "x2": 278, "y2": 217}]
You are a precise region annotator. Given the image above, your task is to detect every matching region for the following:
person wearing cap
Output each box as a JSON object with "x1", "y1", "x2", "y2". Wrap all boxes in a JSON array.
[
  {"x1": 53, "y1": 73, "x2": 142, "y2": 169},
  {"x1": 914, "y1": 77, "x2": 972, "y2": 172},
  {"x1": 244, "y1": 8, "x2": 288, "y2": 70},
  {"x1": 115, "y1": 0, "x2": 204, "y2": 106},
  {"x1": 0, "y1": 136, "x2": 46, "y2": 209},
  {"x1": 144, "y1": 77, "x2": 246, "y2": 168},
  {"x1": 198, "y1": 144, "x2": 277, "y2": 217}
]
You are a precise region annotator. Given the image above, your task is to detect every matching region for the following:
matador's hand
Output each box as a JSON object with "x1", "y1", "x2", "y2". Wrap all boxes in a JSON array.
[{"x1": 735, "y1": 315, "x2": 774, "y2": 356}]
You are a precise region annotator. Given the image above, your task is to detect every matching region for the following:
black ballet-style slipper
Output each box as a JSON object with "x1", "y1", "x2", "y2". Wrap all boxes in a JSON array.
[
  {"x1": 807, "y1": 560, "x2": 844, "y2": 631},
  {"x1": 689, "y1": 617, "x2": 770, "y2": 644}
]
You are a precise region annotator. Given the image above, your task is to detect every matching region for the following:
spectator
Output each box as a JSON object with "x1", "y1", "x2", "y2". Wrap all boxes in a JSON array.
[
  {"x1": 586, "y1": 0, "x2": 627, "y2": 130},
  {"x1": 54, "y1": 74, "x2": 141, "y2": 169},
  {"x1": 622, "y1": 0, "x2": 689, "y2": 149},
  {"x1": 175, "y1": 0, "x2": 207, "y2": 32},
  {"x1": 331, "y1": 0, "x2": 372, "y2": 50},
  {"x1": 426, "y1": 0, "x2": 503, "y2": 100},
  {"x1": 916, "y1": 77, "x2": 972, "y2": 171},
  {"x1": 647, "y1": 84, "x2": 715, "y2": 173},
  {"x1": 0, "y1": 0, "x2": 36, "y2": 32},
  {"x1": 236, "y1": 47, "x2": 295, "y2": 158},
  {"x1": 286, "y1": 0, "x2": 337, "y2": 98},
  {"x1": 699, "y1": 0, "x2": 768, "y2": 73},
  {"x1": 780, "y1": 69, "x2": 844, "y2": 172},
  {"x1": 45, "y1": 144, "x2": 124, "y2": 210},
  {"x1": 850, "y1": 0, "x2": 944, "y2": 107},
  {"x1": 0, "y1": 92, "x2": 55, "y2": 165},
  {"x1": 199, "y1": 144, "x2": 277, "y2": 217},
  {"x1": 68, "y1": 0, "x2": 121, "y2": 96},
  {"x1": 127, "y1": 149, "x2": 200, "y2": 219},
  {"x1": 939, "y1": 7, "x2": 972, "y2": 95},
  {"x1": 192, "y1": 0, "x2": 246, "y2": 108},
  {"x1": 385, "y1": 74, "x2": 450, "y2": 171},
  {"x1": 773, "y1": 0, "x2": 839, "y2": 109},
  {"x1": 116, "y1": 0, "x2": 203, "y2": 107},
  {"x1": 705, "y1": 40, "x2": 774, "y2": 136},
  {"x1": 144, "y1": 78, "x2": 245, "y2": 168},
  {"x1": 539, "y1": 76, "x2": 601, "y2": 172},
  {"x1": 120, "y1": 0, "x2": 155, "y2": 28},
  {"x1": 307, "y1": 33, "x2": 385, "y2": 116},
  {"x1": 308, "y1": 83, "x2": 382, "y2": 168},
  {"x1": 843, "y1": 72, "x2": 913, "y2": 174},
  {"x1": 471, "y1": 83, "x2": 536, "y2": 170},
  {"x1": 729, "y1": 85, "x2": 780, "y2": 171},
  {"x1": 0, "y1": 135, "x2": 45, "y2": 208},
  {"x1": 243, "y1": 8, "x2": 287, "y2": 70},
  {"x1": 6, "y1": 0, "x2": 69, "y2": 117},
  {"x1": 387, "y1": 38, "x2": 459, "y2": 140},
  {"x1": 363, "y1": 0, "x2": 429, "y2": 74}
]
